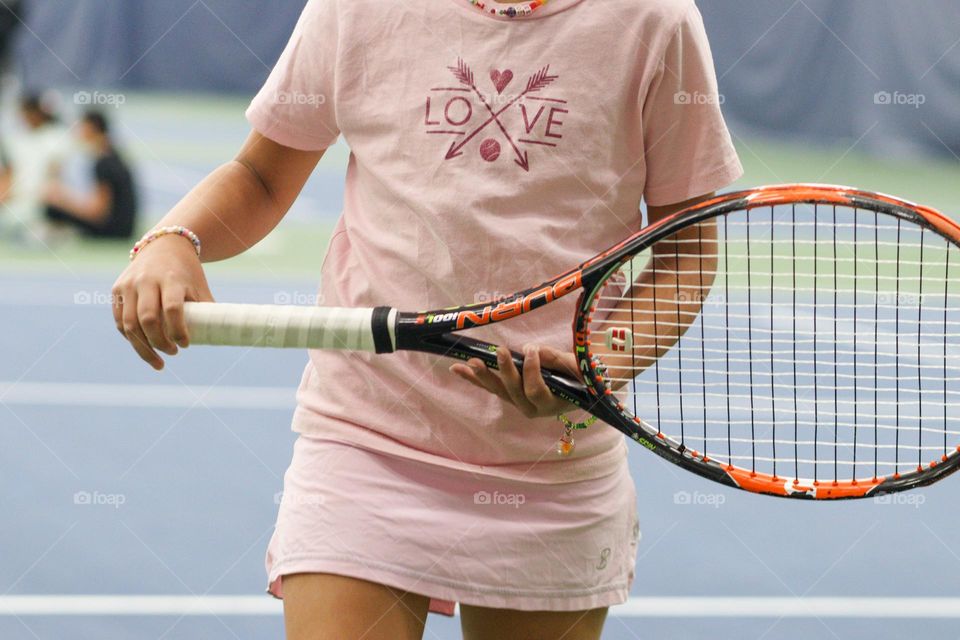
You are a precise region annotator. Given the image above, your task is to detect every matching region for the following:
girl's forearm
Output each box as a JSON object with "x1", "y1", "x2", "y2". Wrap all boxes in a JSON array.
[
  {"x1": 150, "y1": 131, "x2": 326, "y2": 263},
  {"x1": 599, "y1": 222, "x2": 718, "y2": 387},
  {"x1": 153, "y1": 159, "x2": 285, "y2": 263}
]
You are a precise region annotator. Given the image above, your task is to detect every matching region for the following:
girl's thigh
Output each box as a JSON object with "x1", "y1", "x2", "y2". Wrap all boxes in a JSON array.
[
  {"x1": 282, "y1": 572, "x2": 431, "y2": 640},
  {"x1": 460, "y1": 604, "x2": 608, "y2": 640}
]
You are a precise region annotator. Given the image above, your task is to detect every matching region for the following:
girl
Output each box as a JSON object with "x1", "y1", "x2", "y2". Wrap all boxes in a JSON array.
[{"x1": 113, "y1": 0, "x2": 742, "y2": 638}]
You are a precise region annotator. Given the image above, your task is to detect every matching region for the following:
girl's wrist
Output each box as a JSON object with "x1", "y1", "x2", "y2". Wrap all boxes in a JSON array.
[{"x1": 130, "y1": 225, "x2": 201, "y2": 262}]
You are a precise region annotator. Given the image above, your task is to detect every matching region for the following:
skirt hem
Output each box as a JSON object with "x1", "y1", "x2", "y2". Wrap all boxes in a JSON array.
[{"x1": 266, "y1": 553, "x2": 631, "y2": 616}]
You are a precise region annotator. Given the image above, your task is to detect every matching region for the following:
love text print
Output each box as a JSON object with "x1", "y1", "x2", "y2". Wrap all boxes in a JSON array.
[{"x1": 423, "y1": 58, "x2": 568, "y2": 172}]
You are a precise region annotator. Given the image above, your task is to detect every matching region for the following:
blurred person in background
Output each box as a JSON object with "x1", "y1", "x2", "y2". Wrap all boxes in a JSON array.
[
  {"x1": 43, "y1": 109, "x2": 138, "y2": 239},
  {"x1": 0, "y1": 92, "x2": 70, "y2": 242},
  {"x1": 0, "y1": 0, "x2": 24, "y2": 226}
]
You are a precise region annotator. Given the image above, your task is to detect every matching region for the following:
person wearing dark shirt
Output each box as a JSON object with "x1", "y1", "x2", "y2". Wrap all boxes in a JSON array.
[{"x1": 43, "y1": 110, "x2": 138, "y2": 239}]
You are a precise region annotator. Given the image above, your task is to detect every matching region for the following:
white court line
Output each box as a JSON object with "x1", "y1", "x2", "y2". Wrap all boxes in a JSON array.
[
  {"x1": 0, "y1": 596, "x2": 958, "y2": 618},
  {"x1": 0, "y1": 382, "x2": 294, "y2": 409}
]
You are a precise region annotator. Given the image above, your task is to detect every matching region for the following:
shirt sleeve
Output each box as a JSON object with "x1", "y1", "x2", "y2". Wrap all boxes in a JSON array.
[
  {"x1": 246, "y1": 0, "x2": 340, "y2": 151},
  {"x1": 641, "y1": 3, "x2": 743, "y2": 207}
]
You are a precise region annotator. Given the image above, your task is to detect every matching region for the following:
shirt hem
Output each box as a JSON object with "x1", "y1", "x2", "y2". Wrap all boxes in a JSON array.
[{"x1": 291, "y1": 406, "x2": 629, "y2": 485}]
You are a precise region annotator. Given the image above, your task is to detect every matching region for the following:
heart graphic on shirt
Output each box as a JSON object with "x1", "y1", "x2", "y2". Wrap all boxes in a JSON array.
[{"x1": 489, "y1": 69, "x2": 513, "y2": 94}]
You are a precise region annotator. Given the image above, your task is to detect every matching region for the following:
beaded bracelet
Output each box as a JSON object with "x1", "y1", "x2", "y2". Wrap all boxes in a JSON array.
[{"x1": 129, "y1": 226, "x2": 201, "y2": 262}]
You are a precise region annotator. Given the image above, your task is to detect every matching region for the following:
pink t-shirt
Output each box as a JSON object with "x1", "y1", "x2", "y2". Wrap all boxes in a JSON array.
[{"x1": 247, "y1": 0, "x2": 743, "y2": 483}]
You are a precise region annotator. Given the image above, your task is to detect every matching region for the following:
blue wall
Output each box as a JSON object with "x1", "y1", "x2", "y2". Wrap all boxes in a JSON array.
[
  {"x1": 16, "y1": 0, "x2": 302, "y2": 94},
  {"x1": 698, "y1": 0, "x2": 960, "y2": 159},
  {"x1": 14, "y1": 0, "x2": 960, "y2": 159}
]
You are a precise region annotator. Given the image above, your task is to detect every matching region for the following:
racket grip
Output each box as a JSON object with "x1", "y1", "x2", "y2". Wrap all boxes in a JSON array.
[{"x1": 183, "y1": 303, "x2": 396, "y2": 352}]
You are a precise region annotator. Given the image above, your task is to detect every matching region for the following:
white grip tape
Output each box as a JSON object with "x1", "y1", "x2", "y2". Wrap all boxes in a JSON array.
[{"x1": 183, "y1": 303, "x2": 380, "y2": 352}]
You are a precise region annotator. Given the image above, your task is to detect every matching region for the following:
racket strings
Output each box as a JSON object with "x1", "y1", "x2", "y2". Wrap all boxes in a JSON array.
[
  {"x1": 590, "y1": 344, "x2": 960, "y2": 364},
  {"x1": 588, "y1": 203, "x2": 960, "y2": 483},
  {"x1": 626, "y1": 266, "x2": 942, "y2": 286}
]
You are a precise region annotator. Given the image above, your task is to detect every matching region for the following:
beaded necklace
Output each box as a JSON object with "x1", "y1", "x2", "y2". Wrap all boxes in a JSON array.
[{"x1": 465, "y1": 0, "x2": 547, "y2": 19}]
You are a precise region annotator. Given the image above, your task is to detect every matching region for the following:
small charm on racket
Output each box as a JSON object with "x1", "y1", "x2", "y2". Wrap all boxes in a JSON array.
[{"x1": 556, "y1": 412, "x2": 598, "y2": 457}]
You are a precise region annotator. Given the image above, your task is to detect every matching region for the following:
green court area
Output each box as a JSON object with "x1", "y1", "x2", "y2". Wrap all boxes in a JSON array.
[
  {"x1": 0, "y1": 94, "x2": 956, "y2": 279},
  {"x1": 0, "y1": 223, "x2": 336, "y2": 278}
]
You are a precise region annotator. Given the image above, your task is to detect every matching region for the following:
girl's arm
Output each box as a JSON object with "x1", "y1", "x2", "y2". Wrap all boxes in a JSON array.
[
  {"x1": 112, "y1": 131, "x2": 325, "y2": 370},
  {"x1": 601, "y1": 198, "x2": 717, "y2": 388},
  {"x1": 450, "y1": 193, "x2": 716, "y2": 417}
]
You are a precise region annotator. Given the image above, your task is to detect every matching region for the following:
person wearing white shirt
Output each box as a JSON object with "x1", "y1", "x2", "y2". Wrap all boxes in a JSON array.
[{"x1": 0, "y1": 94, "x2": 70, "y2": 242}]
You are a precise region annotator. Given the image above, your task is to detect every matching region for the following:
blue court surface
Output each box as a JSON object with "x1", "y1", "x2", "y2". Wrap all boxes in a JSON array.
[{"x1": 2, "y1": 94, "x2": 960, "y2": 640}]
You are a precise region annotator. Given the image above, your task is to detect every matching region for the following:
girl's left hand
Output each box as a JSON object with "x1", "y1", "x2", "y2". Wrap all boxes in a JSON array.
[{"x1": 449, "y1": 345, "x2": 580, "y2": 419}]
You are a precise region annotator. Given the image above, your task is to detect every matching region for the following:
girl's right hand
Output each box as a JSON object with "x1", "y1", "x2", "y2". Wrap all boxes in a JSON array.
[{"x1": 112, "y1": 234, "x2": 215, "y2": 370}]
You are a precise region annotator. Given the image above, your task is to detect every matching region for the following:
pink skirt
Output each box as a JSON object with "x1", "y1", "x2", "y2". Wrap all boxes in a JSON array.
[{"x1": 266, "y1": 437, "x2": 639, "y2": 615}]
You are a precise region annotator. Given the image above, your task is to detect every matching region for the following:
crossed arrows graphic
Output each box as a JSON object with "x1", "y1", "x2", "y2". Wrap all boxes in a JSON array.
[{"x1": 445, "y1": 58, "x2": 558, "y2": 171}]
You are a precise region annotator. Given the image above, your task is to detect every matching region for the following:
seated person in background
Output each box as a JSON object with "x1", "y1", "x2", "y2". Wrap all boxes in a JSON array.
[
  {"x1": 0, "y1": 93, "x2": 69, "y2": 239},
  {"x1": 43, "y1": 110, "x2": 138, "y2": 239}
]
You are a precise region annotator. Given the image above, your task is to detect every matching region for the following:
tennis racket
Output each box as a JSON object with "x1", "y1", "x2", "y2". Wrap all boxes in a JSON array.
[{"x1": 183, "y1": 184, "x2": 960, "y2": 500}]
